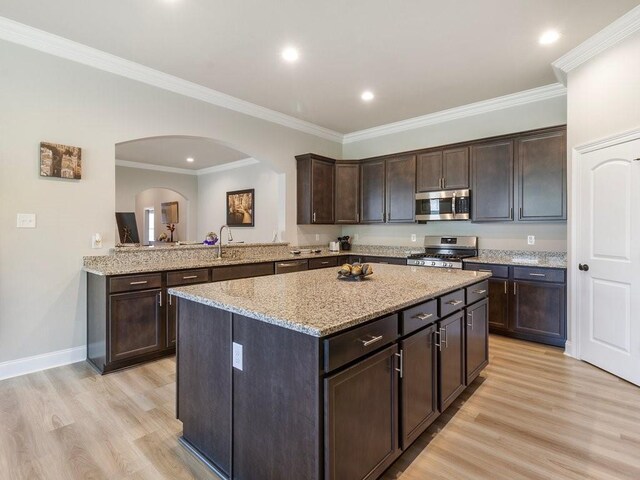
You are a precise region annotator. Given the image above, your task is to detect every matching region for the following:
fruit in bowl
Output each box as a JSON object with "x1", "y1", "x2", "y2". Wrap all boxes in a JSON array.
[{"x1": 337, "y1": 263, "x2": 373, "y2": 281}]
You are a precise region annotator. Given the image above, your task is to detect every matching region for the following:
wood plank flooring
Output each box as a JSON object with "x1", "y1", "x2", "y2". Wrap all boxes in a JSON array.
[{"x1": 0, "y1": 335, "x2": 639, "y2": 480}]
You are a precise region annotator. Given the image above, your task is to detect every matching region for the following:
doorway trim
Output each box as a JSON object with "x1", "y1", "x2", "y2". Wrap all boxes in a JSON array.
[{"x1": 568, "y1": 126, "x2": 640, "y2": 359}]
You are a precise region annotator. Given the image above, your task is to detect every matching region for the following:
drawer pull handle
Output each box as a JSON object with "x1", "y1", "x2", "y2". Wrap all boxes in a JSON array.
[
  {"x1": 321, "y1": 261, "x2": 330, "y2": 265},
  {"x1": 447, "y1": 300, "x2": 463, "y2": 306},
  {"x1": 434, "y1": 330, "x2": 442, "y2": 351},
  {"x1": 472, "y1": 289, "x2": 487, "y2": 294},
  {"x1": 415, "y1": 313, "x2": 433, "y2": 321},
  {"x1": 395, "y1": 351, "x2": 403, "y2": 378},
  {"x1": 182, "y1": 275, "x2": 199, "y2": 279},
  {"x1": 129, "y1": 280, "x2": 148, "y2": 285},
  {"x1": 529, "y1": 273, "x2": 546, "y2": 277},
  {"x1": 360, "y1": 335, "x2": 383, "y2": 347},
  {"x1": 479, "y1": 269, "x2": 492, "y2": 273},
  {"x1": 467, "y1": 311, "x2": 474, "y2": 328}
]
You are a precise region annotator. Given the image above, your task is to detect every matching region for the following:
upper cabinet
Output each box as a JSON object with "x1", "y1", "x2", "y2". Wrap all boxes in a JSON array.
[
  {"x1": 360, "y1": 160, "x2": 386, "y2": 223},
  {"x1": 471, "y1": 140, "x2": 515, "y2": 222},
  {"x1": 516, "y1": 128, "x2": 567, "y2": 221},
  {"x1": 386, "y1": 155, "x2": 416, "y2": 223},
  {"x1": 417, "y1": 147, "x2": 469, "y2": 192},
  {"x1": 335, "y1": 162, "x2": 360, "y2": 224},
  {"x1": 296, "y1": 154, "x2": 335, "y2": 224}
]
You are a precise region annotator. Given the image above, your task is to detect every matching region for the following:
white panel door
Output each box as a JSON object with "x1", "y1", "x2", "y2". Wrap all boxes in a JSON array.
[{"x1": 578, "y1": 139, "x2": 640, "y2": 386}]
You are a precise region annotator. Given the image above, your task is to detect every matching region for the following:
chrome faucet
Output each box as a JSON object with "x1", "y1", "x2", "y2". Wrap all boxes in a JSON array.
[{"x1": 216, "y1": 225, "x2": 233, "y2": 259}]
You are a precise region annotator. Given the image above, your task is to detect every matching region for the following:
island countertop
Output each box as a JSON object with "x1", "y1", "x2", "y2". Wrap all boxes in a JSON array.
[{"x1": 169, "y1": 264, "x2": 490, "y2": 337}]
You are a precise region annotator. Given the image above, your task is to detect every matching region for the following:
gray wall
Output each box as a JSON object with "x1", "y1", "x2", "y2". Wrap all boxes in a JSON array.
[
  {"x1": 0, "y1": 39, "x2": 341, "y2": 364},
  {"x1": 342, "y1": 96, "x2": 568, "y2": 252}
]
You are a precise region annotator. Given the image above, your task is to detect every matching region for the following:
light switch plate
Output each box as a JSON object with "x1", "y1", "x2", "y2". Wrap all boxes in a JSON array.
[
  {"x1": 411, "y1": 234, "x2": 417, "y2": 242},
  {"x1": 527, "y1": 235, "x2": 535, "y2": 245},
  {"x1": 232, "y1": 342, "x2": 243, "y2": 371},
  {"x1": 17, "y1": 213, "x2": 36, "y2": 228},
  {"x1": 315, "y1": 234, "x2": 320, "y2": 241}
]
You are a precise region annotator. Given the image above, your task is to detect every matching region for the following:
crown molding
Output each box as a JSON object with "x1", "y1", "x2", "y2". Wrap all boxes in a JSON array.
[
  {"x1": 115, "y1": 157, "x2": 258, "y2": 175},
  {"x1": 552, "y1": 5, "x2": 640, "y2": 85},
  {"x1": 574, "y1": 126, "x2": 640, "y2": 153},
  {"x1": 0, "y1": 16, "x2": 343, "y2": 143},
  {"x1": 342, "y1": 83, "x2": 567, "y2": 144}
]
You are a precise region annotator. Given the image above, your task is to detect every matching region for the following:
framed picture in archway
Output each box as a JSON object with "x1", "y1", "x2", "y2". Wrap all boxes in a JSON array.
[{"x1": 226, "y1": 189, "x2": 254, "y2": 227}]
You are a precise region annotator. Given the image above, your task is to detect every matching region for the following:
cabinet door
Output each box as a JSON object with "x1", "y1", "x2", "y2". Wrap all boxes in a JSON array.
[
  {"x1": 442, "y1": 147, "x2": 469, "y2": 190},
  {"x1": 109, "y1": 289, "x2": 163, "y2": 362},
  {"x1": 512, "y1": 281, "x2": 566, "y2": 343},
  {"x1": 400, "y1": 325, "x2": 438, "y2": 449},
  {"x1": 465, "y1": 299, "x2": 488, "y2": 385},
  {"x1": 335, "y1": 163, "x2": 360, "y2": 223},
  {"x1": 488, "y1": 278, "x2": 509, "y2": 332},
  {"x1": 437, "y1": 312, "x2": 465, "y2": 412},
  {"x1": 517, "y1": 129, "x2": 567, "y2": 221},
  {"x1": 167, "y1": 293, "x2": 177, "y2": 347},
  {"x1": 325, "y1": 345, "x2": 399, "y2": 480},
  {"x1": 416, "y1": 151, "x2": 442, "y2": 192},
  {"x1": 360, "y1": 160, "x2": 386, "y2": 223},
  {"x1": 386, "y1": 155, "x2": 416, "y2": 223},
  {"x1": 311, "y1": 158, "x2": 335, "y2": 224},
  {"x1": 471, "y1": 140, "x2": 514, "y2": 221}
]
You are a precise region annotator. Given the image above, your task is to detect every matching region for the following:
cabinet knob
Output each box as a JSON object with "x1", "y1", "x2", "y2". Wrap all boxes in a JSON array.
[{"x1": 578, "y1": 263, "x2": 590, "y2": 272}]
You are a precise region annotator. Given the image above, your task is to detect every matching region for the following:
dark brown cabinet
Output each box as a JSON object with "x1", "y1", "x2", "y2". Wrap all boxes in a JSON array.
[
  {"x1": 400, "y1": 324, "x2": 439, "y2": 449},
  {"x1": 471, "y1": 140, "x2": 514, "y2": 222},
  {"x1": 385, "y1": 155, "x2": 416, "y2": 223},
  {"x1": 417, "y1": 147, "x2": 469, "y2": 192},
  {"x1": 335, "y1": 162, "x2": 360, "y2": 224},
  {"x1": 325, "y1": 345, "x2": 400, "y2": 480},
  {"x1": 465, "y1": 298, "x2": 488, "y2": 385},
  {"x1": 464, "y1": 262, "x2": 567, "y2": 347},
  {"x1": 437, "y1": 311, "x2": 466, "y2": 411},
  {"x1": 512, "y1": 280, "x2": 566, "y2": 343},
  {"x1": 109, "y1": 289, "x2": 164, "y2": 362},
  {"x1": 360, "y1": 159, "x2": 386, "y2": 223},
  {"x1": 296, "y1": 154, "x2": 335, "y2": 224},
  {"x1": 516, "y1": 129, "x2": 567, "y2": 221}
]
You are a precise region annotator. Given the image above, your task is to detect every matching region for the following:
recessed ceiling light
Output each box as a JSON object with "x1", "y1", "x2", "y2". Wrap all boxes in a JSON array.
[
  {"x1": 281, "y1": 47, "x2": 299, "y2": 62},
  {"x1": 186, "y1": 157, "x2": 194, "y2": 163},
  {"x1": 361, "y1": 91, "x2": 375, "y2": 101},
  {"x1": 539, "y1": 30, "x2": 561, "y2": 45}
]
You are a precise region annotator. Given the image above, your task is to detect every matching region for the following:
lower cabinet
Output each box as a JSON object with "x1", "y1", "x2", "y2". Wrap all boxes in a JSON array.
[
  {"x1": 512, "y1": 280, "x2": 566, "y2": 343},
  {"x1": 325, "y1": 345, "x2": 400, "y2": 480},
  {"x1": 437, "y1": 311, "x2": 466, "y2": 411},
  {"x1": 399, "y1": 324, "x2": 438, "y2": 449},
  {"x1": 109, "y1": 289, "x2": 164, "y2": 362},
  {"x1": 465, "y1": 298, "x2": 489, "y2": 384},
  {"x1": 488, "y1": 278, "x2": 509, "y2": 332}
]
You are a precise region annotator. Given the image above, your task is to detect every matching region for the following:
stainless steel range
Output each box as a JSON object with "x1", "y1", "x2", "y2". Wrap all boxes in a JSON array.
[{"x1": 406, "y1": 235, "x2": 478, "y2": 269}]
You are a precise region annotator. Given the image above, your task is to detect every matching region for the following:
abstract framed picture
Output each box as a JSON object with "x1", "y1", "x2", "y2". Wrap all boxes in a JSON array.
[
  {"x1": 40, "y1": 142, "x2": 82, "y2": 179},
  {"x1": 226, "y1": 189, "x2": 254, "y2": 227}
]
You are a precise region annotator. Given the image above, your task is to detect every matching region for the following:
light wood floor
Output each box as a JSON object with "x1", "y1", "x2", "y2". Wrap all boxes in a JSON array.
[{"x1": 1, "y1": 336, "x2": 639, "y2": 480}]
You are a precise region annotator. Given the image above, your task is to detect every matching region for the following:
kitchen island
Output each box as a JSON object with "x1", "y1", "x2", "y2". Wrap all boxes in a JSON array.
[{"x1": 169, "y1": 264, "x2": 491, "y2": 480}]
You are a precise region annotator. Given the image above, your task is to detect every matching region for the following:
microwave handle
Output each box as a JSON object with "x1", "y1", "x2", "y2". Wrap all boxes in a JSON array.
[{"x1": 452, "y1": 191, "x2": 456, "y2": 217}]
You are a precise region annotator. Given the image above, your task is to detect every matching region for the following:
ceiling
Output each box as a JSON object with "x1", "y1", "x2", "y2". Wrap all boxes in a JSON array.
[
  {"x1": 0, "y1": 1, "x2": 638, "y2": 133},
  {"x1": 116, "y1": 136, "x2": 249, "y2": 170}
]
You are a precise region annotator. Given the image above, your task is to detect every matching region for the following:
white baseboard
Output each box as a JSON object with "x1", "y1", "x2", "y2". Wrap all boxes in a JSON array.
[
  {"x1": 563, "y1": 340, "x2": 577, "y2": 359},
  {"x1": 0, "y1": 345, "x2": 86, "y2": 381}
]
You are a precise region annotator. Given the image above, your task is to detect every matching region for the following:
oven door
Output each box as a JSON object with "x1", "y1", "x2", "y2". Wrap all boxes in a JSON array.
[{"x1": 416, "y1": 190, "x2": 470, "y2": 221}]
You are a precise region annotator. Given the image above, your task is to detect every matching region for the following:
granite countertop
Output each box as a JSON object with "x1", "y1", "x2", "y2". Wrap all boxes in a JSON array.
[
  {"x1": 169, "y1": 264, "x2": 491, "y2": 337},
  {"x1": 464, "y1": 250, "x2": 567, "y2": 269}
]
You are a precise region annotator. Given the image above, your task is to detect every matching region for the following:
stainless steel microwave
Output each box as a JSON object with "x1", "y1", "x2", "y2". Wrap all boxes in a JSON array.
[{"x1": 415, "y1": 189, "x2": 470, "y2": 222}]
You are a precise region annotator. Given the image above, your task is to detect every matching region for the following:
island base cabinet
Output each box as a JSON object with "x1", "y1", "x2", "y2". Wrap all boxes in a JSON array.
[
  {"x1": 325, "y1": 345, "x2": 400, "y2": 480},
  {"x1": 400, "y1": 324, "x2": 439, "y2": 449},
  {"x1": 177, "y1": 301, "x2": 232, "y2": 477},
  {"x1": 465, "y1": 298, "x2": 489, "y2": 385},
  {"x1": 437, "y1": 312, "x2": 466, "y2": 412}
]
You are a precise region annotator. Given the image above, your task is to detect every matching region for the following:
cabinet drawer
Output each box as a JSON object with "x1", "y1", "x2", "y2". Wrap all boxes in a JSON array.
[
  {"x1": 275, "y1": 259, "x2": 308, "y2": 274},
  {"x1": 439, "y1": 289, "x2": 466, "y2": 317},
  {"x1": 167, "y1": 268, "x2": 209, "y2": 287},
  {"x1": 464, "y1": 262, "x2": 509, "y2": 279},
  {"x1": 212, "y1": 262, "x2": 274, "y2": 282},
  {"x1": 513, "y1": 267, "x2": 565, "y2": 283},
  {"x1": 308, "y1": 256, "x2": 338, "y2": 270},
  {"x1": 466, "y1": 280, "x2": 489, "y2": 305},
  {"x1": 401, "y1": 299, "x2": 438, "y2": 335},
  {"x1": 110, "y1": 273, "x2": 162, "y2": 293},
  {"x1": 323, "y1": 314, "x2": 398, "y2": 372}
]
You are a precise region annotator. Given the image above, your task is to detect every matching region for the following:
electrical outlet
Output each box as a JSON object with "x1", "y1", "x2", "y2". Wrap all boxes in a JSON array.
[
  {"x1": 16, "y1": 213, "x2": 36, "y2": 228},
  {"x1": 411, "y1": 234, "x2": 417, "y2": 242},
  {"x1": 92, "y1": 233, "x2": 103, "y2": 249},
  {"x1": 315, "y1": 234, "x2": 320, "y2": 241},
  {"x1": 527, "y1": 235, "x2": 535, "y2": 245},
  {"x1": 232, "y1": 342, "x2": 243, "y2": 371}
]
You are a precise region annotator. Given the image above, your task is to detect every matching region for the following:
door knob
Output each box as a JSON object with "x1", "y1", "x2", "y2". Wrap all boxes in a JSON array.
[{"x1": 578, "y1": 264, "x2": 590, "y2": 271}]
